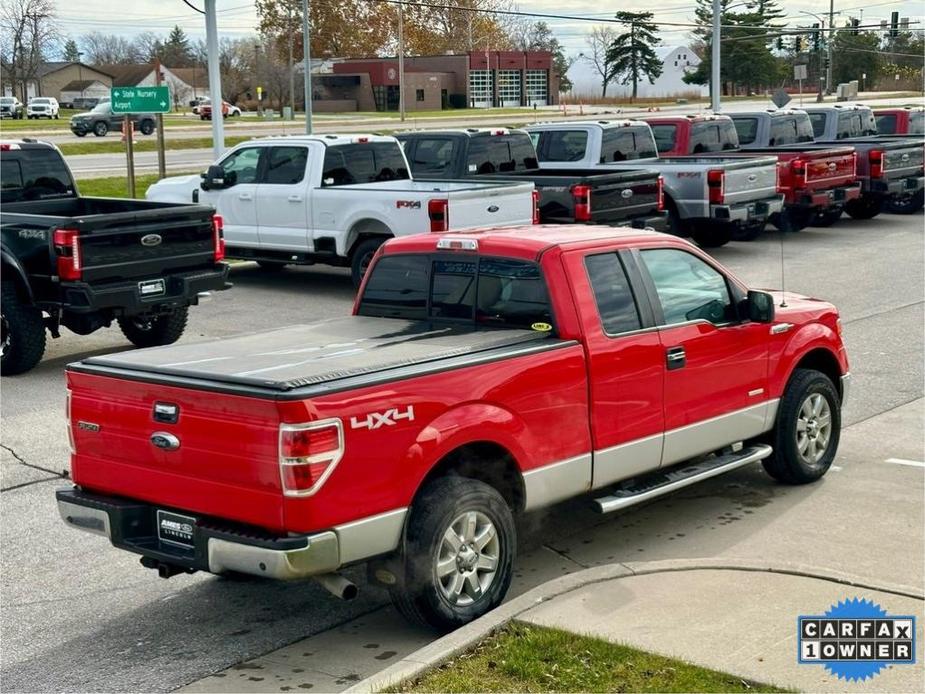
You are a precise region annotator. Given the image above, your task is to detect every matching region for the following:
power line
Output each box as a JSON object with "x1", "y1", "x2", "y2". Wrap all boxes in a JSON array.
[{"x1": 180, "y1": 0, "x2": 205, "y2": 15}]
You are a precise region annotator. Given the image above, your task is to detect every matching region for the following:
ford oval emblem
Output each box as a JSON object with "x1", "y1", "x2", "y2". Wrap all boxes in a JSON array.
[
  {"x1": 621, "y1": 189, "x2": 633, "y2": 199},
  {"x1": 141, "y1": 234, "x2": 162, "y2": 247},
  {"x1": 902, "y1": 153, "x2": 910, "y2": 162},
  {"x1": 828, "y1": 162, "x2": 837, "y2": 171},
  {"x1": 150, "y1": 431, "x2": 180, "y2": 451},
  {"x1": 747, "y1": 174, "x2": 758, "y2": 183},
  {"x1": 487, "y1": 205, "x2": 499, "y2": 213}
]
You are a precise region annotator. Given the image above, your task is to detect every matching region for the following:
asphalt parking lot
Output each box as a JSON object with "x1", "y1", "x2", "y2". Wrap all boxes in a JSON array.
[{"x1": 1, "y1": 211, "x2": 923, "y2": 692}]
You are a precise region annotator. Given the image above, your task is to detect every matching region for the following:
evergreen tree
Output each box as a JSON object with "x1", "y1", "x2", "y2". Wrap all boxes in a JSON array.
[
  {"x1": 62, "y1": 38, "x2": 80, "y2": 62},
  {"x1": 159, "y1": 25, "x2": 193, "y2": 67},
  {"x1": 605, "y1": 12, "x2": 662, "y2": 101}
]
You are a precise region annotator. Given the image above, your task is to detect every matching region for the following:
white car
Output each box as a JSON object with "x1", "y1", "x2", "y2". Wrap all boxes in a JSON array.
[
  {"x1": 27, "y1": 97, "x2": 59, "y2": 119},
  {"x1": 146, "y1": 134, "x2": 537, "y2": 285},
  {"x1": 226, "y1": 102, "x2": 241, "y2": 117}
]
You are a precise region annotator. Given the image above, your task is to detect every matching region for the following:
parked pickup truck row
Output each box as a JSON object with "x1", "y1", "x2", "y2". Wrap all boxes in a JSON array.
[{"x1": 56, "y1": 225, "x2": 850, "y2": 630}]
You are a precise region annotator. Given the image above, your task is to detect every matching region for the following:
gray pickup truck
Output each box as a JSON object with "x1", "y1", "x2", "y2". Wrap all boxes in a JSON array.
[
  {"x1": 526, "y1": 120, "x2": 782, "y2": 247},
  {"x1": 803, "y1": 104, "x2": 924, "y2": 215}
]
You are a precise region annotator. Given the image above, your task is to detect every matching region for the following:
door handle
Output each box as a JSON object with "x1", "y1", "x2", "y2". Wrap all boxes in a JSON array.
[
  {"x1": 666, "y1": 346, "x2": 686, "y2": 370},
  {"x1": 238, "y1": 192, "x2": 253, "y2": 201},
  {"x1": 288, "y1": 195, "x2": 303, "y2": 202}
]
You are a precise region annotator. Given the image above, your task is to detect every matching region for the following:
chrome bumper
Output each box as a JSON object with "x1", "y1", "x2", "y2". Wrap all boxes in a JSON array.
[
  {"x1": 713, "y1": 195, "x2": 784, "y2": 223},
  {"x1": 840, "y1": 372, "x2": 851, "y2": 407}
]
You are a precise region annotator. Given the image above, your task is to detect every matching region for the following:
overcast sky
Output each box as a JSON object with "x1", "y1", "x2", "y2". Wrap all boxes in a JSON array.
[{"x1": 56, "y1": 0, "x2": 924, "y2": 91}]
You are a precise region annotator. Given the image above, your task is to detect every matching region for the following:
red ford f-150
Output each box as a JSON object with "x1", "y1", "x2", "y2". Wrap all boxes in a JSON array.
[{"x1": 57, "y1": 225, "x2": 850, "y2": 630}]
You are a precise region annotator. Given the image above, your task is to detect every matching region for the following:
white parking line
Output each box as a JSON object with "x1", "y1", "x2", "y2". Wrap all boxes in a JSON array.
[{"x1": 884, "y1": 458, "x2": 925, "y2": 468}]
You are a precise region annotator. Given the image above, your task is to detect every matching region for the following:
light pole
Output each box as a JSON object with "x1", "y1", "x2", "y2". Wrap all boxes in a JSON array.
[
  {"x1": 77, "y1": 51, "x2": 84, "y2": 100},
  {"x1": 398, "y1": 0, "x2": 405, "y2": 121},
  {"x1": 204, "y1": 0, "x2": 224, "y2": 159},
  {"x1": 827, "y1": 0, "x2": 835, "y2": 94},
  {"x1": 710, "y1": 0, "x2": 721, "y2": 111},
  {"x1": 302, "y1": 0, "x2": 312, "y2": 134}
]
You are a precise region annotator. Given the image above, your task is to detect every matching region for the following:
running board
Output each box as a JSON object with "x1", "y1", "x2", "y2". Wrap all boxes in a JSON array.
[{"x1": 592, "y1": 444, "x2": 773, "y2": 514}]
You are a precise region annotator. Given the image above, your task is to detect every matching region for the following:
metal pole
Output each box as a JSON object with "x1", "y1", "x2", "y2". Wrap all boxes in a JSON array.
[
  {"x1": 827, "y1": 0, "x2": 835, "y2": 95},
  {"x1": 204, "y1": 0, "x2": 224, "y2": 160},
  {"x1": 711, "y1": 0, "x2": 721, "y2": 111},
  {"x1": 398, "y1": 1, "x2": 405, "y2": 121},
  {"x1": 302, "y1": 0, "x2": 312, "y2": 134},
  {"x1": 154, "y1": 56, "x2": 166, "y2": 179},
  {"x1": 287, "y1": 2, "x2": 295, "y2": 119},
  {"x1": 124, "y1": 115, "x2": 136, "y2": 197}
]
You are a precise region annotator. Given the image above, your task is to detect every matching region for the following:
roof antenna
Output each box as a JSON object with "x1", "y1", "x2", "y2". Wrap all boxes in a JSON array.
[{"x1": 778, "y1": 223, "x2": 788, "y2": 308}]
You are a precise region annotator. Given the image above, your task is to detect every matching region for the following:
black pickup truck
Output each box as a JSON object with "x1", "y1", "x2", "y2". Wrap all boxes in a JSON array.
[
  {"x1": 397, "y1": 129, "x2": 667, "y2": 230},
  {"x1": 0, "y1": 140, "x2": 230, "y2": 374}
]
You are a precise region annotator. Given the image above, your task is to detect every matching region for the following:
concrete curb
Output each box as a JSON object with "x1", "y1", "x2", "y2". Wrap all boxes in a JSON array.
[{"x1": 344, "y1": 557, "x2": 924, "y2": 693}]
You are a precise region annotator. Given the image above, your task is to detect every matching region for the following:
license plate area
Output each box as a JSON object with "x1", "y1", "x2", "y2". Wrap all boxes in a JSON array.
[
  {"x1": 157, "y1": 510, "x2": 196, "y2": 549},
  {"x1": 139, "y1": 278, "x2": 165, "y2": 297},
  {"x1": 904, "y1": 177, "x2": 919, "y2": 190}
]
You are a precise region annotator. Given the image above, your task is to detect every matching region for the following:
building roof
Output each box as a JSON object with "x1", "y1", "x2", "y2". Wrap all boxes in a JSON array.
[
  {"x1": 36, "y1": 61, "x2": 112, "y2": 78},
  {"x1": 167, "y1": 67, "x2": 209, "y2": 89},
  {"x1": 95, "y1": 64, "x2": 154, "y2": 87},
  {"x1": 59, "y1": 79, "x2": 105, "y2": 91}
]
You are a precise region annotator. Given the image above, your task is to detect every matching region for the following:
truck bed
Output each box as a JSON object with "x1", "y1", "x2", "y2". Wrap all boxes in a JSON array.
[{"x1": 73, "y1": 316, "x2": 560, "y2": 396}]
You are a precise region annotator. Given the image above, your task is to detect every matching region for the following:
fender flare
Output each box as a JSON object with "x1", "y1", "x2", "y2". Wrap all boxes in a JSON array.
[
  {"x1": 345, "y1": 217, "x2": 393, "y2": 257},
  {"x1": 0, "y1": 248, "x2": 34, "y2": 303},
  {"x1": 770, "y1": 323, "x2": 844, "y2": 398}
]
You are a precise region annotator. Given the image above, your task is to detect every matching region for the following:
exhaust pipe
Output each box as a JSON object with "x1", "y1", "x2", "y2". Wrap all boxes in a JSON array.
[{"x1": 314, "y1": 573, "x2": 358, "y2": 601}]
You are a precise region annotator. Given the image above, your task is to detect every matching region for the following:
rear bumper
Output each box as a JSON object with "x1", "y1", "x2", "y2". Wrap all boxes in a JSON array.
[
  {"x1": 628, "y1": 211, "x2": 668, "y2": 232},
  {"x1": 792, "y1": 183, "x2": 862, "y2": 209},
  {"x1": 871, "y1": 175, "x2": 924, "y2": 198},
  {"x1": 60, "y1": 265, "x2": 230, "y2": 315},
  {"x1": 710, "y1": 195, "x2": 784, "y2": 225},
  {"x1": 56, "y1": 487, "x2": 340, "y2": 580}
]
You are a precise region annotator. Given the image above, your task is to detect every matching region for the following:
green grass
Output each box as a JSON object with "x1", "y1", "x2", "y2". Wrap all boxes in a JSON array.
[
  {"x1": 388, "y1": 623, "x2": 788, "y2": 693},
  {"x1": 77, "y1": 171, "x2": 198, "y2": 199},
  {"x1": 58, "y1": 135, "x2": 251, "y2": 156},
  {"x1": 0, "y1": 111, "x2": 192, "y2": 132}
]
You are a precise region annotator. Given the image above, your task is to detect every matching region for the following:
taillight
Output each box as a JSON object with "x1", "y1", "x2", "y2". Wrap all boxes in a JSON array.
[
  {"x1": 428, "y1": 198, "x2": 449, "y2": 232},
  {"x1": 53, "y1": 228, "x2": 81, "y2": 280},
  {"x1": 792, "y1": 159, "x2": 807, "y2": 190},
  {"x1": 212, "y1": 214, "x2": 225, "y2": 262},
  {"x1": 279, "y1": 419, "x2": 344, "y2": 497},
  {"x1": 852, "y1": 151, "x2": 858, "y2": 178},
  {"x1": 571, "y1": 183, "x2": 592, "y2": 222},
  {"x1": 656, "y1": 176, "x2": 665, "y2": 211},
  {"x1": 532, "y1": 189, "x2": 540, "y2": 224},
  {"x1": 707, "y1": 169, "x2": 724, "y2": 205},
  {"x1": 869, "y1": 149, "x2": 884, "y2": 179},
  {"x1": 66, "y1": 390, "x2": 75, "y2": 455}
]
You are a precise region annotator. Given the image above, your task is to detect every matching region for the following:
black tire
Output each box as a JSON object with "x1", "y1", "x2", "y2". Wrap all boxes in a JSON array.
[
  {"x1": 692, "y1": 224, "x2": 731, "y2": 248},
  {"x1": 731, "y1": 221, "x2": 766, "y2": 242},
  {"x1": 885, "y1": 190, "x2": 924, "y2": 215},
  {"x1": 1, "y1": 280, "x2": 46, "y2": 376},
  {"x1": 257, "y1": 260, "x2": 288, "y2": 271},
  {"x1": 811, "y1": 208, "x2": 843, "y2": 227},
  {"x1": 350, "y1": 238, "x2": 387, "y2": 288},
  {"x1": 665, "y1": 199, "x2": 690, "y2": 237},
  {"x1": 761, "y1": 369, "x2": 841, "y2": 485},
  {"x1": 93, "y1": 121, "x2": 108, "y2": 137},
  {"x1": 774, "y1": 207, "x2": 812, "y2": 233},
  {"x1": 118, "y1": 308, "x2": 189, "y2": 348},
  {"x1": 139, "y1": 120, "x2": 154, "y2": 135},
  {"x1": 389, "y1": 477, "x2": 516, "y2": 631},
  {"x1": 845, "y1": 195, "x2": 882, "y2": 220},
  {"x1": 74, "y1": 131, "x2": 87, "y2": 138}
]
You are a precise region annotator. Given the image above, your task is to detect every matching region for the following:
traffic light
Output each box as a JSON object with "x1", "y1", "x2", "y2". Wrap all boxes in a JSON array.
[
  {"x1": 812, "y1": 24, "x2": 821, "y2": 51},
  {"x1": 890, "y1": 11, "x2": 900, "y2": 38},
  {"x1": 795, "y1": 36, "x2": 805, "y2": 52},
  {"x1": 777, "y1": 36, "x2": 784, "y2": 51},
  {"x1": 851, "y1": 18, "x2": 860, "y2": 35}
]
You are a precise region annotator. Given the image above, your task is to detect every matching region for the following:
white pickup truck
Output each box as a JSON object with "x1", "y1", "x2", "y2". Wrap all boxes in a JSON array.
[{"x1": 146, "y1": 135, "x2": 537, "y2": 285}]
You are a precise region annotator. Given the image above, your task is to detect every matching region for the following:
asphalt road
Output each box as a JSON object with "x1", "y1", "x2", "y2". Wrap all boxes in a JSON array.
[{"x1": 1, "y1": 211, "x2": 922, "y2": 691}]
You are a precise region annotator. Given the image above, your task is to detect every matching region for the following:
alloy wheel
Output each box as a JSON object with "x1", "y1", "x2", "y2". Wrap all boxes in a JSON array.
[
  {"x1": 434, "y1": 511, "x2": 500, "y2": 607},
  {"x1": 795, "y1": 392, "x2": 832, "y2": 466}
]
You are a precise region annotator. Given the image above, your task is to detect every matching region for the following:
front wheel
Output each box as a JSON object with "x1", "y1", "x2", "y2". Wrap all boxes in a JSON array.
[
  {"x1": 1, "y1": 281, "x2": 46, "y2": 376},
  {"x1": 93, "y1": 121, "x2": 108, "y2": 137},
  {"x1": 885, "y1": 190, "x2": 924, "y2": 215},
  {"x1": 118, "y1": 307, "x2": 189, "y2": 348},
  {"x1": 761, "y1": 369, "x2": 841, "y2": 484},
  {"x1": 389, "y1": 477, "x2": 516, "y2": 631},
  {"x1": 845, "y1": 195, "x2": 882, "y2": 220},
  {"x1": 139, "y1": 120, "x2": 154, "y2": 135},
  {"x1": 350, "y1": 238, "x2": 386, "y2": 288}
]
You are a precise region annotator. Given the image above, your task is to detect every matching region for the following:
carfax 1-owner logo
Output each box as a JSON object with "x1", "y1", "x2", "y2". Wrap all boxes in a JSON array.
[{"x1": 798, "y1": 597, "x2": 917, "y2": 681}]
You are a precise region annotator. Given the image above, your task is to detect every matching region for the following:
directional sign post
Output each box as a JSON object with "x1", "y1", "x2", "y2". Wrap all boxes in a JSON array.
[{"x1": 111, "y1": 86, "x2": 171, "y2": 114}]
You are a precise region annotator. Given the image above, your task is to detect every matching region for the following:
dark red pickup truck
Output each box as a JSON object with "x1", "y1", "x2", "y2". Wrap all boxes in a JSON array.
[
  {"x1": 646, "y1": 112, "x2": 861, "y2": 231},
  {"x1": 874, "y1": 107, "x2": 924, "y2": 136},
  {"x1": 57, "y1": 225, "x2": 849, "y2": 630}
]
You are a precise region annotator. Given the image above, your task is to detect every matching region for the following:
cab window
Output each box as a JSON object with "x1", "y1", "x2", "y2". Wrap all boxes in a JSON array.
[
  {"x1": 876, "y1": 114, "x2": 898, "y2": 135},
  {"x1": 407, "y1": 138, "x2": 457, "y2": 177},
  {"x1": 262, "y1": 146, "x2": 308, "y2": 184},
  {"x1": 808, "y1": 113, "x2": 826, "y2": 138},
  {"x1": 600, "y1": 126, "x2": 657, "y2": 161},
  {"x1": 467, "y1": 135, "x2": 537, "y2": 173},
  {"x1": 649, "y1": 124, "x2": 677, "y2": 154},
  {"x1": 641, "y1": 249, "x2": 736, "y2": 326},
  {"x1": 769, "y1": 117, "x2": 803, "y2": 145},
  {"x1": 219, "y1": 147, "x2": 262, "y2": 184},
  {"x1": 689, "y1": 121, "x2": 739, "y2": 153},
  {"x1": 734, "y1": 118, "x2": 758, "y2": 145},
  {"x1": 534, "y1": 130, "x2": 588, "y2": 162},
  {"x1": 584, "y1": 253, "x2": 642, "y2": 334},
  {"x1": 322, "y1": 143, "x2": 410, "y2": 186},
  {"x1": 909, "y1": 111, "x2": 924, "y2": 135}
]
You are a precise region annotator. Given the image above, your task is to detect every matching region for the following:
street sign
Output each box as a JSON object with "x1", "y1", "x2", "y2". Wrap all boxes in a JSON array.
[
  {"x1": 772, "y1": 88, "x2": 792, "y2": 109},
  {"x1": 794, "y1": 65, "x2": 808, "y2": 81},
  {"x1": 111, "y1": 86, "x2": 170, "y2": 114}
]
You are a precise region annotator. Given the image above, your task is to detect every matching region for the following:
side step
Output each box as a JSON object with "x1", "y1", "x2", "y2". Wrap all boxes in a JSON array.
[{"x1": 592, "y1": 444, "x2": 773, "y2": 514}]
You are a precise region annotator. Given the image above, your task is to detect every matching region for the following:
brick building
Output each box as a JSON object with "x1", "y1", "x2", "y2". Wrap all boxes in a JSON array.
[{"x1": 327, "y1": 51, "x2": 559, "y2": 112}]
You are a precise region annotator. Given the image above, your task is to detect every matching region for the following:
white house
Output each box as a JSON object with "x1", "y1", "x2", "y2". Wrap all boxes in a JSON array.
[{"x1": 609, "y1": 46, "x2": 708, "y2": 99}]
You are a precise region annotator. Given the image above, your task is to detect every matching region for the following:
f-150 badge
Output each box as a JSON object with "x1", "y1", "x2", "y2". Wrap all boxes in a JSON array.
[{"x1": 350, "y1": 406, "x2": 415, "y2": 430}]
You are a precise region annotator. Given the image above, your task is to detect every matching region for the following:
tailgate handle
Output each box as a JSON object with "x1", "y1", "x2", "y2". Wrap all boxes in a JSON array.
[
  {"x1": 238, "y1": 192, "x2": 253, "y2": 201},
  {"x1": 288, "y1": 195, "x2": 303, "y2": 202}
]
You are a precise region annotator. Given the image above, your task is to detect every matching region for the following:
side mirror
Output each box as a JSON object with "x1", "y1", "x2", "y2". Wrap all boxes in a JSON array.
[
  {"x1": 201, "y1": 164, "x2": 230, "y2": 191},
  {"x1": 747, "y1": 290, "x2": 775, "y2": 323}
]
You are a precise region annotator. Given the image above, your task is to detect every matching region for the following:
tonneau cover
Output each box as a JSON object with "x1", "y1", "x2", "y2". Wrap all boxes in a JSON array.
[{"x1": 79, "y1": 316, "x2": 552, "y2": 392}]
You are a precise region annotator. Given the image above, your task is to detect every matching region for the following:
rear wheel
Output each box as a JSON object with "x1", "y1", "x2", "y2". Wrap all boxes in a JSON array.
[
  {"x1": 761, "y1": 369, "x2": 841, "y2": 485},
  {"x1": 692, "y1": 224, "x2": 731, "y2": 248},
  {"x1": 93, "y1": 121, "x2": 108, "y2": 137},
  {"x1": 389, "y1": 477, "x2": 515, "y2": 631},
  {"x1": 885, "y1": 190, "x2": 924, "y2": 215},
  {"x1": 139, "y1": 120, "x2": 154, "y2": 135},
  {"x1": 350, "y1": 238, "x2": 386, "y2": 288},
  {"x1": 1, "y1": 281, "x2": 46, "y2": 376},
  {"x1": 118, "y1": 308, "x2": 189, "y2": 348},
  {"x1": 665, "y1": 199, "x2": 690, "y2": 237},
  {"x1": 845, "y1": 195, "x2": 882, "y2": 220},
  {"x1": 811, "y1": 207, "x2": 843, "y2": 227}
]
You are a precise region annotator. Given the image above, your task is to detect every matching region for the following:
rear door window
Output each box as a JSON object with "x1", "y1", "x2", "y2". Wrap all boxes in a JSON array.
[
  {"x1": 466, "y1": 135, "x2": 536, "y2": 173},
  {"x1": 322, "y1": 143, "x2": 410, "y2": 186},
  {"x1": 534, "y1": 130, "x2": 588, "y2": 162},
  {"x1": 584, "y1": 253, "x2": 642, "y2": 335},
  {"x1": 262, "y1": 146, "x2": 308, "y2": 184}
]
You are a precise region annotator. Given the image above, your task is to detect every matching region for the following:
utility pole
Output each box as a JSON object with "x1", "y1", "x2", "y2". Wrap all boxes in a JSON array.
[
  {"x1": 398, "y1": 0, "x2": 406, "y2": 121},
  {"x1": 711, "y1": 0, "x2": 721, "y2": 111},
  {"x1": 287, "y1": 1, "x2": 295, "y2": 119},
  {"x1": 204, "y1": 0, "x2": 225, "y2": 159},
  {"x1": 826, "y1": 0, "x2": 835, "y2": 95},
  {"x1": 153, "y1": 56, "x2": 167, "y2": 179},
  {"x1": 302, "y1": 0, "x2": 313, "y2": 134}
]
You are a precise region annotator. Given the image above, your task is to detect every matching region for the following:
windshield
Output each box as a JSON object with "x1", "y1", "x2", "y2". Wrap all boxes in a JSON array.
[
  {"x1": 90, "y1": 102, "x2": 110, "y2": 113},
  {"x1": 32, "y1": 98, "x2": 50, "y2": 104},
  {"x1": 0, "y1": 97, "x2": 13, "y2": 104},
  {"x1": 358, "y1": 254, "x2": 553, "y2": 329}
]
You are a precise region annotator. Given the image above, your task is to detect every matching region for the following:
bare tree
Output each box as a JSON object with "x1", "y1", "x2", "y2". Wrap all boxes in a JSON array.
[
  {"x1": 1, "y1": 0, "x2": 59, "y2": 100},
  {"x1": 132, "y1": 31, "x2": 162, "y2": 62},
  {"x1": 584, "y1": 26, "x2": 617, "y2": 98},
  {"x1": 79, "y1": 31, "x2": 140, "y2": 64}
]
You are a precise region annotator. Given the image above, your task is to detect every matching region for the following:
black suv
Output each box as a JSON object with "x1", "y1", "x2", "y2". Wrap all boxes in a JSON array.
[
  {"x1": 69, "y1": 102, "x2": 157, "y2": 137},
  {"x1": 0, "y1": 140, "x2": 230, "y2": 374}
]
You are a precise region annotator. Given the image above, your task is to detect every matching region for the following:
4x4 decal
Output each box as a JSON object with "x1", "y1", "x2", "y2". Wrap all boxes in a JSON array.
[{"x1": 350, "y1": 406, "x2": 415, "y2": 430}]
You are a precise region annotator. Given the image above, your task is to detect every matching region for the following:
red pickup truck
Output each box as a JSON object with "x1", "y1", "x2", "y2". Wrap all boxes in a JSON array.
[
  {"x1": 57, "y1": 226, "x2": 849, "y2": 630},
  {"x1": 874, "y1": 107, "x2": 924, "y2": 136},
  {"x1": 646, "y1": 113, "x2": 861, "y2": 231}
]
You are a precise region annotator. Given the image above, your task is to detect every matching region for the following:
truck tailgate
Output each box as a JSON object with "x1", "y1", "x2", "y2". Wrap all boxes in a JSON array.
[
  {"x1": 883, "y1": 142, "x2": 924, "y2": 179},
  {"x1": 799, "y1": 149, "x2": 856, "y2": 188},
  {"x1": 67, "y1": 371, "x2": 286, "y2": 530},
  {"x1": 719, "y1": 162, "x2": 779, "y2": 204},
  {"x1": 586, "y1": 171, "x2": 660, "y2": 222},
  {"x1": 446, "y1": 182, "x2": 535, "y2": 229}
]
